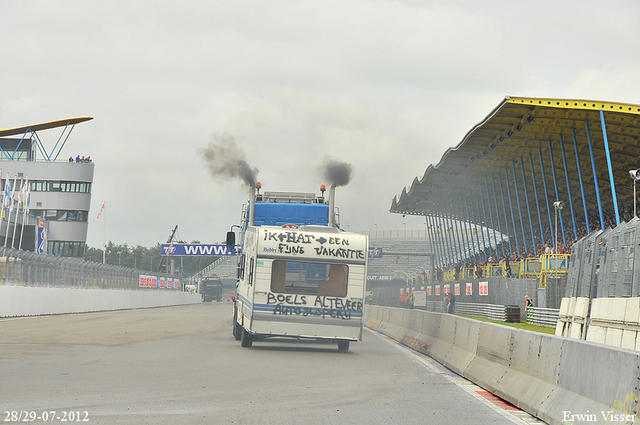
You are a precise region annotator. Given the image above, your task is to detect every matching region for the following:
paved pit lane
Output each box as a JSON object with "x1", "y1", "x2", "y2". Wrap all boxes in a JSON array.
[{"x1": 0, "y1": 302, "x2": 542, "y2": 424}]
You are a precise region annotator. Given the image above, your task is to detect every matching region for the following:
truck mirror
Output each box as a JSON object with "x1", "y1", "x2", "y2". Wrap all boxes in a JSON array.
[{"x1": 226, "y1": 231, "x2": 236, "y2": 247}]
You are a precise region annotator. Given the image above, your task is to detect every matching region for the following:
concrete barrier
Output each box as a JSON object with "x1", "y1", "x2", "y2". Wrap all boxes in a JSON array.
[
  {"x1": 0, "y1": 285, "x2": 201, "y2": 317},
  {"x1": 365, "y1": 305, "x2": 640, "y2": 425}
]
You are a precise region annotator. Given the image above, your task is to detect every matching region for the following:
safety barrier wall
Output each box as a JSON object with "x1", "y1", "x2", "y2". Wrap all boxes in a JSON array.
[
  {"x1": 0, "y1": 285, "x2": 201, "y2": 317},
  {"x1": 557, "y1": 296, "x2": 640, "y2": 351},
  {"x1": 365, "y1": 305, "x2": 640, "y2": 425}
]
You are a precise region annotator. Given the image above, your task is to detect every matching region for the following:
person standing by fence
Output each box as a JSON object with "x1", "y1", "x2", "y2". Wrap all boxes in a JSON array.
[{"x1": 525, "y1": 295, "x2": 533, "y2": 322}]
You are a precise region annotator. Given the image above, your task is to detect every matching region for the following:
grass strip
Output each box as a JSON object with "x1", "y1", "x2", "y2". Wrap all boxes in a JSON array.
[{"x1": 458, "y1": 314, "x2": 556, "y2": 334}]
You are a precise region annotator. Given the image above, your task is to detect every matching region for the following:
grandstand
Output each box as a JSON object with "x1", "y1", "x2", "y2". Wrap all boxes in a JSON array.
[
  {"x1": 391, "y1": 96, "x2": 640, "y2": 269},
  {"x1": 365, "y1": 220, "x2": 508, "y2": 284},
  {"x1": 380, "y1": 96, "x2": 640, "y2": 311},
  {"x1": 367, "y1": 236, "x2": 432, "y2": 283}
]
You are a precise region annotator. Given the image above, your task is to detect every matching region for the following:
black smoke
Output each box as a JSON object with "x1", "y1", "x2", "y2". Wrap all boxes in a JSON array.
[
  {"x1": 198, "y1": 134, "x2": 258, "y2": 187},
  {"x1": 321, "y1": 158, "x2": 353, "y2": 187}
]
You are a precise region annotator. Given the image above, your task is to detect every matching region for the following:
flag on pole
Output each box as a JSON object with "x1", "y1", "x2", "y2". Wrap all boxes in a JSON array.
[
  {"x1": 22, "y1": 177, "x2": 31, "y2": 214},
  {"x1": 97, "y1": 202, "x2": 105, "y2": 220},
  {"x1": 17, "y1": 179, "x2": 24, "y2": 206},
  {"x1": 9, "y1": 175, "x2": 16, "y2": 213},
  {"x1": 3, "y1": 173, "x2": 10, "y2": 208},
  {"x1": 21, "y1": 178, "x2": 29, "y2": 210}
]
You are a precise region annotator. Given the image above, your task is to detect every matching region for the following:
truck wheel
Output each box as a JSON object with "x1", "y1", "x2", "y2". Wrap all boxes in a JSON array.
[
  {"x1": 338, "y1": 340, "x2": 350, "y2": 352},
  {"x1": 241, "y1": 328, "x2": 253, "y2": 348}
]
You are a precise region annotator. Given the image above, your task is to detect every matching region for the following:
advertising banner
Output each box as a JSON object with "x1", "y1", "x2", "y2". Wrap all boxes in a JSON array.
[
  {"x1": 36, "y1": 218, "x2": 47, "y2": 254},
  {"x1": 161, "y1": 244, "x2": 238, "y2": 256},
  {"x1": 139, "y1": 274, "x2": 181, "y2": 289},
  {"x1": 368, "y1": 247, "x2": 383, "y2": 258}
]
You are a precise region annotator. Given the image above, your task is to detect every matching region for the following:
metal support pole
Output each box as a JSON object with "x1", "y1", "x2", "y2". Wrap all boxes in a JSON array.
[
  {"x1": 559, "y1": 134, "x2": 578, "y2": 240},
  {"x1": 426, "y1": 215, "x2": 439, "y2": 268},
  {"x1": 443, "y1": 206, "x2": 458, "y2": 263},
  {"x1": 471, "y1": 186, "x2": 488, "y2": 263},
  {"x1": 572, "y1": 128, "x2": 590, "y2": 233},
  {"x1": 503, "y1": 169, "x2": 519, "y2": 257},
  {"x1": 447, "y1": 202, "x2": 462, "y2": 263},
  {"x1": 433, "y1": 213, "x2": 447, "y2": 268},
  {"x1": 555, "y1": 207, "x2": 559, "y2": 256},
  {"x1": 484, "y1": 176, "x2": 499, "y2": 260},
  {"x1": 538, "y1": 147, "x2": 555, "y2": 248},
  {"x1": 436, "y1": 209, "x2": 451, "y2": 265},
  {"x1": 491, "y1": 175, "x2": 507, "y2": 258},
  {"x1": 458, "y1": 199, "x2": 473, "y2": 263},
  {"x1": 427, "y1": 215, "x2": 441, "y2": 268},
  {"x1": 452, "y1": 199, "x2": 466, "y2": 262},
  {"x1": 456, "y1": 197, "x2": 473, "y2": 263},
  {"x1": 585, "y1": 119, "x2": 605, "y2": 230},
  {"x1": 600, "y1": 110, "x2": 620, "y2": 226},
  {"x1": 529, "y1": 154, "x2": 546, "y2": 248},
  {"x1": 479, "y1": 182, "x2": 491, "y2": 261},
  {"x1": 548, "y1": 140, "x2": 566, "y2": 247},
  {"x1": 443, "y1": 208, "x2": 456, "y2": 264},
  {"x1": 512, "y1": 160, "x2": 528, "y2": 254},
  {"x1": 463, "y1": 189, "x2": 478, "y2": 262}
]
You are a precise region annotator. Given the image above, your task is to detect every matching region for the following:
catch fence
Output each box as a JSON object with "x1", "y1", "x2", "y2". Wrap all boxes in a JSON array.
[{"x1": 0, "y1": 248, "x2": 182, "y2": 290}]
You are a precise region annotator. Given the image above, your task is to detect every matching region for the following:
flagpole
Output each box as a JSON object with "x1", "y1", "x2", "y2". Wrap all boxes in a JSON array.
[
  {"x1": 0, "y1": 169, "x2": 3, "y2": 254},
  {"x1": 103, "y1": 202, "x2": 106, "y2": 264},
  {"x1": 97, "y1": 201, "x2": 105, "y2": 264},
  {"x1": 19, "y1": 176, "x2": 29, "y2": 251},
  {"x1": 11, "y1": 177, "x2": 22, "y2": 249},
  {"x1": 4, "y1": 174, "x2": 15, "y2": 249}
]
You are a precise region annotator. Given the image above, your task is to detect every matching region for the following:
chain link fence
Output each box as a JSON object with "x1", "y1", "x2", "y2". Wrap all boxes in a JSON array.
[{"x1": 0, "y1": 248, "x2": 182, "y2": 290}]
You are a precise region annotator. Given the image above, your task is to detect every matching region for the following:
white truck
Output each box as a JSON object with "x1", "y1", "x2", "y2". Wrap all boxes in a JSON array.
[{"x1": 230, "y1": 186, "x2": 368, "y2": 352}]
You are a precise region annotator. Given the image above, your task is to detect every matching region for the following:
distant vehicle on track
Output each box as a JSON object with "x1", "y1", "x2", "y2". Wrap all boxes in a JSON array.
[{"x1": 200, "y1": 278, "x2": 222, "y2": 302}]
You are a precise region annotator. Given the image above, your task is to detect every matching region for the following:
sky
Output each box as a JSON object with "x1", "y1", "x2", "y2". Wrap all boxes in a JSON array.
[{"x1": 1, "y1": 0, "x2": 640, "y2": 249}]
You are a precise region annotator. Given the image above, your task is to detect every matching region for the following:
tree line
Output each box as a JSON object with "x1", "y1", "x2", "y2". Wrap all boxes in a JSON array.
[{"x1": 84, "y1": 241, "x2": 219, "y2": 277}]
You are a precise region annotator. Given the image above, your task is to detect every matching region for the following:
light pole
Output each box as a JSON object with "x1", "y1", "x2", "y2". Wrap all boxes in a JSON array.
[
  {"x1": 375, "y1": 223, "x2": 378, "y2": 238},
  {"x1": 630, "y1": 170, "x2": 640, "y2": 217},
  {"x1": 553, "y1": 201, "x2": 564, "y2": 252}
]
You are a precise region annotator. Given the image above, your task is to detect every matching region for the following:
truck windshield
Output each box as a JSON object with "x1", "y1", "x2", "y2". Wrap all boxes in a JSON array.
[{"x1": 270, "y1": 260, "x2": 347, "y2": 297}]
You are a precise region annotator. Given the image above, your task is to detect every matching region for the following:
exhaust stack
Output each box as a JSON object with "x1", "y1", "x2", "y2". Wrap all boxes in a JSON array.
[
  {"x1": 328, "y1": 183, "x2": 336, "y2": 228},
  {"x1": 248, "y1": 183, "x2": 256, "y2": 226}
]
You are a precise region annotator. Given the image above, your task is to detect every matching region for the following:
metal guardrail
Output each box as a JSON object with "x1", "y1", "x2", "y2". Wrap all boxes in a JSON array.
[
  {"x1": 440, "y1": 256, "x2": 565, "y2": 283},
  {"x1": 0, "y1": 248, "x2": 181, "y2": 290},
  {"x1": 455, "y1": 302, "x2": 507, "y2": 321},
  {"x1": 525, "y1": 306, "x2": 559, "y2": 328},
  {"x1": 420, "y1": 301, "x2": 510, "y2": 321}
]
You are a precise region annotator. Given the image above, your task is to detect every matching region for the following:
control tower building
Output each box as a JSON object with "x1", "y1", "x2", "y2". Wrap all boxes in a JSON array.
[{"x1": 0, "y1": 117, "x2": 94, "y2": 257}]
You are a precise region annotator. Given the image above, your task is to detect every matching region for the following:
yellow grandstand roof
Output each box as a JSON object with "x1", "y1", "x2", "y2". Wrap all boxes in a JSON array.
[{"x1": 391, "y1": 96, "x2": 640, "y2": 225}]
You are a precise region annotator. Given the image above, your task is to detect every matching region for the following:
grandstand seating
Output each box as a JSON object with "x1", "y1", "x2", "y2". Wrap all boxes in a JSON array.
[
  {"x1": 367, "y1": 237, "x2": 433, "y2": 282},
  {"x1": 198, "y1": 255, "x2": 238, "y2": 281}
]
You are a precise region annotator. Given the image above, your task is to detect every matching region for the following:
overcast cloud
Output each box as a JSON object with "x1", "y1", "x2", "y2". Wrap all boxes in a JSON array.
[{"x1": 1, "y1": 1, "x2": 639, "y2": 248}]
